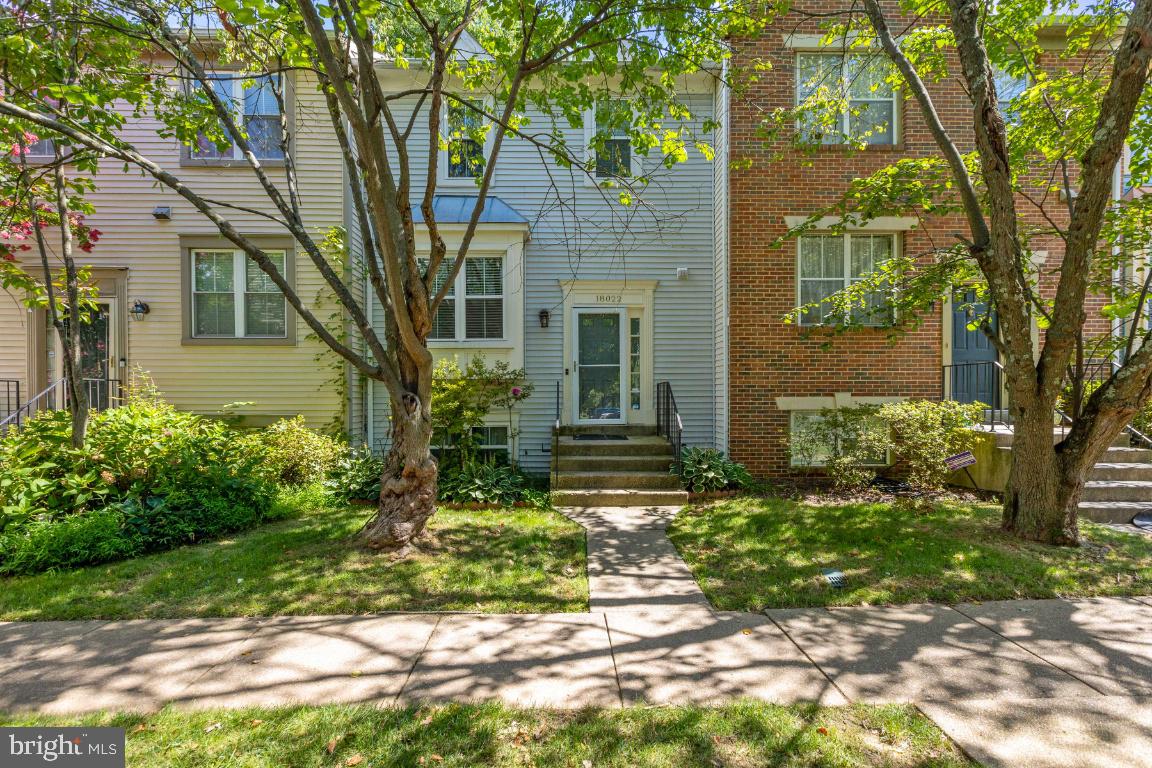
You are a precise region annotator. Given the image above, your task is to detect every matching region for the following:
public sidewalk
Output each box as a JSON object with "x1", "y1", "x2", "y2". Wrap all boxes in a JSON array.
[{"x1": 1, "y1": 505, "x2": 1150, "y2": 767}]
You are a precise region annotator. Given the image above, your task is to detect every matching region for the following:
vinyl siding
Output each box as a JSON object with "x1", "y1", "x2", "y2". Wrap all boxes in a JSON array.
[
  {"x1": 364, "y1": 86, "x2": 718, "y2": 473},
  {"x1": 2, "y1": 72, "x2": 344, "y2": 428},
  {"x1": 712, "y1": 76, "x2": 731, "y2": 453}
]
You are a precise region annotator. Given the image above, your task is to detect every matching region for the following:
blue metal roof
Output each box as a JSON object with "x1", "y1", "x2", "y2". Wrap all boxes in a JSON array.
[{"x1": 414, "y1": 195, "x2": 528, "y2": 225}]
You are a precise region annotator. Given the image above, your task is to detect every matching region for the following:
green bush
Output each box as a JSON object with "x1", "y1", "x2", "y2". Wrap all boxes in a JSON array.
[
  {"x1": 324, "y1": 446, "x2": 383, "y2": 503},
  {"x1": 678, "y1": 447, "x2": 752, "y2": 493},
  {"x1": 244, "y1": 416, "x2": 344, "y2": 486},
  {"x1": 0, "y1": 506, "x2": 141, "y2": 574},
  {"x1": 877, "y1": 400, "x2": 985, "y2": 491},
  {"x1": 788, "y1": 401, "x2": 985, "y2": 494},
  {"x1": 789, "y1": 406, "x2": 889, "y2": 492},
  {"x1": 0, "y1": 392, "x2": 275, "y2": 575},
  {"x1": 438, "y1": 461, "x2": 527, "y2": 505}
]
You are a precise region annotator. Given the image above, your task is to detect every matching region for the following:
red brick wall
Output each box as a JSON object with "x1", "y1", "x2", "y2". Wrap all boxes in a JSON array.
[{"x1": 725, "y1": 8, "x2": 1107, "y2": 476}]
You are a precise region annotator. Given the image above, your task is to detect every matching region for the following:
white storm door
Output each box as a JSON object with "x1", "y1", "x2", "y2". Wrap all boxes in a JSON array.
[{"x1": 573, "y1": 308, "x2": 627, "y2": 424}]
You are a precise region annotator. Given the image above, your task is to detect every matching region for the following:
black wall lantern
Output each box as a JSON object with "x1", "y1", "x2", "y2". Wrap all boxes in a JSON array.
[
  {"x1": 129, "y1": 299, "x2": 151, "y2": 321},
  {"x1": 538, "y1": 309, "x2": 551, "y2": 328}
]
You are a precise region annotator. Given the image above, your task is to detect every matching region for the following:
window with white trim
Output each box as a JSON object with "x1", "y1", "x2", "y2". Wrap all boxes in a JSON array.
[
  {"x1": 789, "y1": 410, "x2": 889, "y2": 467},
  {"x1": 192, "y1": 249, "x2": 287, "y2": 338},
  {"x1": 472, "y1": 425, "x2": 510, "y2": 463},
  {"x1": 420, "y1": 255, "x2": 504, "y2": 341},
  {"x1": 432, "y1": 424, "x2": 511, "y2": 465},
  {"x1": 796, "y1": 52, "x2": 898, "y2": 145},
  {"x1": 444, "y1": 97, "x2": 486, "y2": 179},
  {"x1": 993, "y1": 68, "x2": 1027, "y2": 124},
  {"x1": 589, "y1": 99, "x2": 633, "y2": 178},
  {"x1": 798, "y1": 233, "x2": 895, "y2": 326},
  {"x1": 190, "y1": 73, "x2": 284, "y2": 161}
]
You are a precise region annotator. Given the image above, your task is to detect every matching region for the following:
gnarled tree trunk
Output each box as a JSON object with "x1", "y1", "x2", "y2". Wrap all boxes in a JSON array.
[{"x1": 359, "y1": 390, "x2": 438, "y2": 554}]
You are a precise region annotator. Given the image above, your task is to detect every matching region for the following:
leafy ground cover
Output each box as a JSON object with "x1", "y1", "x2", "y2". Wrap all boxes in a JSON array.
[
  {"x1": 668, "y1": 496, "x2": 1152, "y2": 610},
  {"x1": 2, "y1": 701, "x2": 974, "y2": 767},
  {"x1": 0, "y1": 491, "x2": 587, "y2": 619}
]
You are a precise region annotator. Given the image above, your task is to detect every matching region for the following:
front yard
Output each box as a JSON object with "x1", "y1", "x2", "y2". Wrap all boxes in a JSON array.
[
  {"x1": 0, "y1": 495, "x2": 588, "y2": 620},
  {"x1": 668, "y1": 496, "x2": 1152, "y2": 611},
  {"x1": 3, "y1": 702, "x2": 973, "y2": 767}
]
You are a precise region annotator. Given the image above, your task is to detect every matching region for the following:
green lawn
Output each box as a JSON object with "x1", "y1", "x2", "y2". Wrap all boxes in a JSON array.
[
  {"x1": 2, "y1": 702, "x2": 974, "y2": 767},
  {"x1": 0, "y1": 498, "x2": 587, "y2": 619},
  {"x1": 668, "y1": 496, "x2": 1152, "y2": 611}
]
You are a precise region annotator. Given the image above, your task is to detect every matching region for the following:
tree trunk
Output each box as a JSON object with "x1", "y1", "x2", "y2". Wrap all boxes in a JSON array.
[
  {"x1": 1001, "y1": 409, "x2": 1080, "y2": 545},
  {"x1": 359, "y1": 393, "x2": 438, "y2": 554}
]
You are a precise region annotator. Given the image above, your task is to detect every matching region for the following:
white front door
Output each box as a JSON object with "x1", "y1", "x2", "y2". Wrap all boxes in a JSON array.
[{"x1": 573, "y1": 307, "x2": 627, "y2": 424}]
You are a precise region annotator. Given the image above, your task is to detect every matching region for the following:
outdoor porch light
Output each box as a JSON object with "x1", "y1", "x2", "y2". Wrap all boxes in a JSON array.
[
  {"x1": 129, "y1": 299, "x2": 151, "y2": 321},
  {"x1": 151, "y1": 205, "x2": 172, "y2": 220},
  {"x1": 538, "y1": 309, "x2": 551, "y2": 328}
]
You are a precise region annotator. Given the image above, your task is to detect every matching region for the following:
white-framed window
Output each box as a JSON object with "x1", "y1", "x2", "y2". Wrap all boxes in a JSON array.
[
  {"x1": 191, "y1": 249, "x2": 287, "y2": 338},
  {"x1": 798, "y1": 232, "x2": 895, "y2": 326},
  {"x1": 586, "y1": 99, "x2": 634, "y2": 179},
  {"x1": 433, "y1": 423, "x2": 511, "y2": 464},
  {"x1": 420, "y1": 255, "x2": 505, "y2": 341},
  {"x1": 789, "y1": 410, "x2": 889, "y2": 467},
  {"x1": 441, "y1": 96, "x2": 489, "y2": 181},
  {"x1": 21, "y1": 136, "x2": 56, "y2": 160},
  {"x1": 993, "y1": 68, "x2": 1028, "y2": 124},
  {"x1": 472, "y1": 424, "x2": 510, "y2": 463},
  {"x1": 190, "y1": 73, "x2": 284, "y2": 161},
  {"x1": 796, "y1": 52, "x2": 898, "y2": 145}
]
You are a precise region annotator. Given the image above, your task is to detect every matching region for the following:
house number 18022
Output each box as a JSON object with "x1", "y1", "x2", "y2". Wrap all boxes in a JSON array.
[{"x1": 595, "y1": 295, "x2": 622, "y2": 304}]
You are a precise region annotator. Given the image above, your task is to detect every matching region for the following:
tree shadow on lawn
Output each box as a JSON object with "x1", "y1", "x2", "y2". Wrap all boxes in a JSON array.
[
  {"x1": 0, "y1": 505, "x2": 588, "y2": 620},
  {"x1": 668, "y1": 497, "x2": 1152, "y2": 611},
  {"x1": 5, "y1": 701, "x2": 974, "y2": 767}
]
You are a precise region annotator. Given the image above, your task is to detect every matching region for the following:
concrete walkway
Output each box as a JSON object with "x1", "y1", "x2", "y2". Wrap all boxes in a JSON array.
[
  {"x1": 559, "y1": 505, "x2": 711, "y2": 613},
  {"x1": 2, "y1": 505, "x2": 1151, "y2": 767}
]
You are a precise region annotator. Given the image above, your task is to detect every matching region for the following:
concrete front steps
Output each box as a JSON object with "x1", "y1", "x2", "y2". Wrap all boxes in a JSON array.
[
  {"x1": 552, "y1": 425, "x2": 688, "y2": 507},
  {"x1": 994, "y1": 429, "x2": 1152, "y2": 524}
]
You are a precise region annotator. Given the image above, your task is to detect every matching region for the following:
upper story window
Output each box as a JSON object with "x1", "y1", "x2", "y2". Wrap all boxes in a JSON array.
[
  {"x1": 421, "y1": 255, "x2": 504, "y2": 341},
  {"x1": 190, "y1": 73, "x2": 284, "y2": 162},
  {"x1": 191, "y1": 249, "x2": 287, "y2": 338},
  {"x1": 798, "y1": 232, "x2": 895, "y2": 326},
  {"x1": 993, "y1": 68, "x2": 1028, "y2": 124},
  {"x1": 796, "y1": 52, "x2": 898, "y2": 145},
  {"x1": 589, "y1": 99, "x2": 633, "y2": 178},
  {"x1": 445, "y1": 97, "x2": 486, "y2": 180},
  {"x1": 22, "y1": 136, "x2": 56, "y2": 160}
]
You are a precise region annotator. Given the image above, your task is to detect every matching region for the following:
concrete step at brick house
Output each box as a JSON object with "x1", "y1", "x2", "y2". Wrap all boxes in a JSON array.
[
  {"x1": 1081, "y1": 446, "x2": 1152, "y2": 522},
  {"x1": 551, "y1": 426, "x2": 688, "y2": 507},
  {"x1": 993, "y1": 428, "x2": 1152, "y2": 524}
]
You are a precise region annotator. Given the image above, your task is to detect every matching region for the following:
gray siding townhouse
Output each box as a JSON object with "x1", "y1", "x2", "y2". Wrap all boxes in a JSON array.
[{"x1": 351, "y1": 67, "x2": 725, "y2": 479}]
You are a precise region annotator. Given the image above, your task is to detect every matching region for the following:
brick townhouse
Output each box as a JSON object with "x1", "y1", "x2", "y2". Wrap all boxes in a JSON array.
[{"x1": 717, "y1": 6, "x2": 1112, "y2": 477}]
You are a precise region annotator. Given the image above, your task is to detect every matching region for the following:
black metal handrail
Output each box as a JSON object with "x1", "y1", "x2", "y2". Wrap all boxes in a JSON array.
[
  {"x1": 550, "y1": 380, "x2": 561, "y2": 489},
  {"x1": 941, "y1": 360, "x2": 1007, "y2": 430},
  {"x1": 0, "y1": 379, "x2": 20, "y2": 424},
  {"x1": 0, "y1": 379, "x2": 63, "y2": 433},
  {"x1": 0, "y1": 377, "x2": 122, "y2": 434},
  {"x1": 656, "y1": 380, "x2": 684, "y2": 476}
]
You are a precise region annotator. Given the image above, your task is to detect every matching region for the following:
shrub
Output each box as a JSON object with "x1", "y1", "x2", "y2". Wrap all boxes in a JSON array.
[
  {"x1": 324, "y1": 446, "x2": 384, "y2": 503},
  {"x1": 431, "y1": 356, "x2": 531, "y2": 469},
  {"x1": 244, "y1": 416, "x2": 344, "y2": 486},
  {"x1": 438, "y1": 461, "x2": 527, "y2": 505},
  {"x1": 678, "y1": 447, "x2": 752, "y2": 493},
  {"x1": 877, "y1": 400, "x2": 985, "y2": 491},
  {"x1": 789, "y1": 406, "x2": 889, "y2": 492},
  {"x1": 0, "y1": 506, "x2": 141, "y2": 574},
  {"x1": 0, "y1": 390, "x2": 275, "y2": 575}
]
